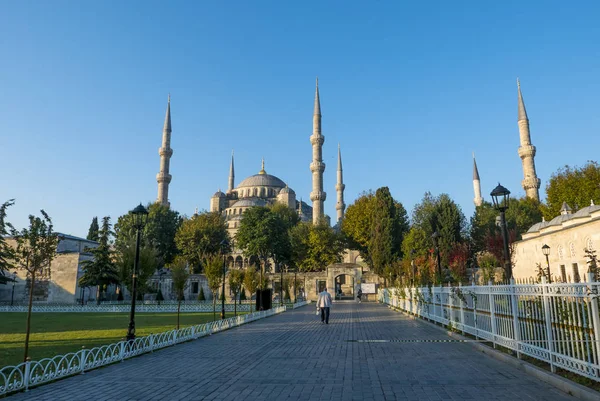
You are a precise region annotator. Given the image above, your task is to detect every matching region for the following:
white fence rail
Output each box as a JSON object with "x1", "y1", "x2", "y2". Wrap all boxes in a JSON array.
[
  {"x1": 378, "y1": 273, "x2": 600, "y2": 382},
  {"x1": 0, "y1": 306, "x2": 286, "y2": 396},
  {"x1": 292, "y1": 300, "x2": 311, "y2": 309},
  {"x1": 0, "y1": 303, "x2": 253, "y2": 313}
]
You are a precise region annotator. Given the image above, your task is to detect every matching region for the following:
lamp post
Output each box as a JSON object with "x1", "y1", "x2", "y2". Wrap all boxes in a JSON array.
[
  {"x1": 293, "y1": 267, "x2": 297, "y2": 304},
  {"x1": 542, "y1": 244, "x2": 551, "y2": 283},
  {"x1": 126, "y1": 203, "x2": 149, "y2": 341},
  {"x1": 490, "y1": 183, "x2": 512, "y2": 280},
  {"x1": 280, "y1": 263, "x2": 284, "y2": 307},
  {"x1": 11, "y1": 271, "x2": 17, "y2": 306},
  {"x1": 431, "y1": 231, "x2": 442, "y2": 280},
  {"x1": 220, "y1": 239, "x2": 230, "y2": 320},
  {"x1": 410, "y1": 249, "x2": 416, "y2": 286}
]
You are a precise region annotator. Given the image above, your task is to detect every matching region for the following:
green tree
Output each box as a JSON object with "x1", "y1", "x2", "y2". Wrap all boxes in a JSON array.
[
  {"x1": 79, "y1": 217, "x2": 120, "y2": 304},
  {"x1": 86, "y1": 217, "x2": 99, "y2": 242},
  {"x1": 342, "y1": 191, "x2": 375, "y2": 263},
  {"x1": 304, "y1": 222, "x2": 344, "y2": 272},
  {"x1": 0, "y1": 200, "x2": 15, "y2": 280},
  {"x1": 115, "y1": 203, "x2": 182, "y2": 267},
  {"x1": 289, "y1": 222, "x2": 310, "y2": 271},
  {"x1": 169, "y1": 258, "x2": 189, "y2": 329},
  {"x1": 243, "y1": 267, "x2": 259, "y2": 313},
  {"x1": 543, "y1": 161, "x2": 600, "y2": 220},
  {"x1": 269, "y1": 202, "x2": 300, "y2": 230},
  {"x1": 204, "y1": 255, "x2": 223, "y2": 320},
  {"x1": 175, "y1": 211, "x2": 229, "y2": 272},
  {"x1": 10, "y1": 210, "x2": 59, "y2": 361},
  {"x1": 116, "y1": 242, "x2": 159, "y2": 299},
  {"x1": 228, "y1": 269, "x2": 244, "y2": 316}
]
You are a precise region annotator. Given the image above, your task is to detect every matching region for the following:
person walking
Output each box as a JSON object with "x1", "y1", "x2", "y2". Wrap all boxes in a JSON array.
[
  {"x1": 357, "y1": 288, "x2": 362, "y2": 303},
  {"x1": 316, "y1": 287, "x2": 333, "y2": 324}
]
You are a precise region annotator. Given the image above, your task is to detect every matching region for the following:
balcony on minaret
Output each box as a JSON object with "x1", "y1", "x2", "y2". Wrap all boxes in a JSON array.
[
  {"x1": 310, "y1": 191, "x2": 326, "y2": 201},
  {"x1": 159, "y1": 147, "x2": 173, "y2": 158},
  {"x1": 518, "y1": 145, "x2": 536, "y2": 159},
  {"x1": 156, "y1": 172, "x2": 172, "y2": 183},
  {"x1": 310, "y1": 135, "x2": 324, "y2": 146},
  {"x1": 310, "y1": 161, "x2": 326, "y2": 173}
]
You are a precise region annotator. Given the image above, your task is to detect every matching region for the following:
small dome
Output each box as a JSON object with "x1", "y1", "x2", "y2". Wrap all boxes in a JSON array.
[
  {"x1": 547, "y1": 214, "x2": 573, "y2": 227},
  {"x1": 213, "y1": 190, "x2": 226, "y2": 198},
  {"x1": 572, "y1": 203, "x2": 600, "y2": 219},
  {"x1": 527, "y1": 220, "x2": 549, "y2": 233},
  {"x1": 230, "y1": 198, "x2": 268, "y2": 208},
  {"x1": 279, "y1": 186, "x2": 295, "y2": 195}
]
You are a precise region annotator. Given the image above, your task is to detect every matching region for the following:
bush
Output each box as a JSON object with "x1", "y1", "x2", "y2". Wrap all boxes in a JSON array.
[{"x1": 198, "y1": 287, "x2": 206, "y2": 301}]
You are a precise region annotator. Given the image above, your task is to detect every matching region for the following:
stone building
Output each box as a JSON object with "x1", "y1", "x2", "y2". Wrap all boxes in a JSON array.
[
  {"x1": 513, "y1": 201, "x2": 600, "y2": 282},
  {"x1": 0, "y1": 234, "x2": 99, "y2": 304}
]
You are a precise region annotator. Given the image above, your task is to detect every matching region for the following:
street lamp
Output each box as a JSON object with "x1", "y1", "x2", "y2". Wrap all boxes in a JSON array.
[
  {"x1": 11, "y1": 271, "x2": 17, "y2": 306},
  {"x1": 542, "y1": 244, "x2": 551, "y2": 283},
  {"x1": 431, "y1": 231, "x2": 442, "y2": 280},
  {"x1": 220, "y1": 239, "x2": 230, "y2": 319},
  {"x1": 280, "y1": 263, "x2": 284, "y2": 307},
  {"x1": 293, "y1": 267, "x2": 298, "y2": 304},
  {"x1": 490, "y1": 183, "x2": 512, "y2": 280},
  {"x1": 126, "y1": 203, "x2": 149, "y2": 341}
]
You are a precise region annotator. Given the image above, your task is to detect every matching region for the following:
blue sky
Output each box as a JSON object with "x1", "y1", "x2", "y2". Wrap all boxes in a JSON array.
[{"x1": 2, "y1": 1, "x2": 600, "y2": 237}]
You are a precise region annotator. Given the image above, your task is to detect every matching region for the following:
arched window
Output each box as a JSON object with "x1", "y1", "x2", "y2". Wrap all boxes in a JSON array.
[
  {"x1": 253, "y1": 188, "x2": 258, "y2": 197},
  {"x1": 586, "y1": 237, "x2": 594, "y2": 252},
  {"x1": 569, "y1": 242, "x2": 576, "y2": 258},
  {"x1": 558, "y1": 245, "x2": 564, "y2": 260}
]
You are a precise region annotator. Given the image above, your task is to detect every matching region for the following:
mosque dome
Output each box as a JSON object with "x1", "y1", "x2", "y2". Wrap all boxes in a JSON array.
[
  {"x1": 279, "y1": 186, "x2": 295, "y2": 195},
  {"x1": 571, "y1": 201, "x2": 600, "y2": 219},
  {"x1": 237, "y1": 174, "x2": 286, "y2": 189},
  {"x1": 230, "y1": 198, "x2": 268, "y2": 208},
  {"x1": 212, "y1": 190, "x2": 226, "y2": 198}
]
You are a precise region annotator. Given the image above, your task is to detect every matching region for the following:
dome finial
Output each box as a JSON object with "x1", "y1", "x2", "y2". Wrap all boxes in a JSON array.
[{"x1": 259, "y1": 157, "x2": 266, "y2": 174}]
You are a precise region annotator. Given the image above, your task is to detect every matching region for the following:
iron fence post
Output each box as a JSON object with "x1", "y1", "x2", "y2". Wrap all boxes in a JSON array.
[
  {"x1": 541, "y1": 276, "x2": 556, "y2": 372},
  {"x1": 488, "y1": 280, "x2": 497, "y2": 349},
  {"x1": 510, "y1": 278, "x2": 521, "y2": 358}
]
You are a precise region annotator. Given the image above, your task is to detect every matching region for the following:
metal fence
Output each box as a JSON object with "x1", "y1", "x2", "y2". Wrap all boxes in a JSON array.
[
  {"x1": 0, "y1": 306, "x2": 286, "y2": 396},
  {"x1": 0, "y1": 303, "x2": 253, "y2": 313},
  {"x1": 378, "y1": 273, "x2": 600, "y2": 382}
]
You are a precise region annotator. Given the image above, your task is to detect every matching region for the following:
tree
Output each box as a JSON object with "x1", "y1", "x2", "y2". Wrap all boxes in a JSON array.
[
  {"x1": 10, "y1": 210, "x2": 59, "y2": 361},
  {"x1": 543, "y1": 161, "x2": 600, "y2": 220},
  {"x1": 87, "y1": 217, "x2": 99, "y2": 242},
  {"x1": 0, "y1": 200, "x2": 15, "y2": 280},
  {"x1": 236, "y1": 207, "x2": 288, "y2": 286},
  {"x1": 175, "y1": 211, "x2": 229, "y2": 272},
  {"x1": 243, "y1": 267, "x2": 259, "y2": 313},
  {"x1": 79, "y1": 217, "x2": 119, "y2": 304},
  {"x1": 269, "y1": 202, "x2": 300, "y2": 230},
  {"x1": 169, "y1": 258, "x2": 189, "y2": 329},
  {"x1": 116, "y1": 242, "x2": 159, "y2": 299},
  {"x1": 585, "y1": 247, "x2": 598, "y2": 277},
  {"x1": 228, "y1": 269, "x2": 244, "y2": 316},
  {"x1": 115, "y1": 203, "x2": 182, "y2": 267},
  {"x1": 304, "y1": 222, "x2": 344, "y2": 272},
  {"x1": 204, "y1": 255, "x2": 223, "y2": 320},
  {"x1": 289, "y1": 222, "x2": 310, "y2": 270},
  {"x1": 342, "y1": 188, "x2": 409, "y2": 273}
]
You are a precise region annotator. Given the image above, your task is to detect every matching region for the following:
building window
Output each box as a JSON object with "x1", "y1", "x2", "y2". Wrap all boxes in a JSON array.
[
  {"x1": 192, "y1": 282, "x2": 199, "y2": 294},
  {"x1": 560, "y1": 265, "x2": 566, "y2": 282},
  {"x1": 586, "y1": 237, "x2": 594, "y2": 252},
  {"x1": 569, "y1": 242, "x2": 576, "y2": 258},
  {"x1": 557, "y1": 245, "x2": 564, "y2": 260},
  {"x1": 572, "y1": 263, "x2": 580, "y2": 283},
  {"x1": 317, "y1": 280, "x2": 326, "y2": 294}
]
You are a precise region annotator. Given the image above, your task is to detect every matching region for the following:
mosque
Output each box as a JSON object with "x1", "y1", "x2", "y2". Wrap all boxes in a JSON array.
[{"x1": 155, "y1": 79, "x2": 346, "y2": 238}]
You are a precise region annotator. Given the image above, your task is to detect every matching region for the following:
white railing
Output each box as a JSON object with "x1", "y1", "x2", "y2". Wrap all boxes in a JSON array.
[
  {"x1": 379, "y1": 273, "x2": 600, "y2": 382},
  {"x1": 0, "y1": 306, "x2": 286, "y2": 396},
  {"x1": 0, "y1": 303, "x2": 253, "y2": 313},
  {"x1": 292, "y1": 300, "x2": 311, "y2": 309}
]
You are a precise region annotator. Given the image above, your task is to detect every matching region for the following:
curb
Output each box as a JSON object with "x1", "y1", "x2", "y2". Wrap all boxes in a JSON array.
[{"x1": 387, "y1": 305, "x2": 600, "y2": 401}]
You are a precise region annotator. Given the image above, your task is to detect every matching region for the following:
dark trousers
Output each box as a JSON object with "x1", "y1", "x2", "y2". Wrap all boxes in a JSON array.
[{"x1": 320, "y1": 307, "x2": 330, "y2": 323}]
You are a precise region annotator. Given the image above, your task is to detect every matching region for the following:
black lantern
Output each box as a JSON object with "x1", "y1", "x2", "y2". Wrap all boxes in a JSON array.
[
  {"x1": 126, "y1": 203, "x2": 149, "y2": 341},
  {"x1": 542, "y1": 244, "x2": 551, "y2": 283},
  {"x1": 490, "y1": 183, "x2": 511, "y2": 212},
  {"x1": 490, "y1": 184, "x2": 512, "y2": 279}
]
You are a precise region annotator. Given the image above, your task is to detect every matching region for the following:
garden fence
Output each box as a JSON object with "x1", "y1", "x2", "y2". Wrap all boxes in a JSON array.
[
  {"x1": 0, "y1": 306, "x2": 286, "y2": 396},
  {"x1": 378, "y1": 273, "x2": 600, "y2": 382},
  {"x1": 0, "y1": 303, "x2": 253, "y2": 313}
]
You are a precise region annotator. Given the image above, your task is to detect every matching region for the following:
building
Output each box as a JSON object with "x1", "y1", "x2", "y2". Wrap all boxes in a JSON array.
[
  {"x1": 0, "y1": 234, "x2": 99, "y2": 304},
  {"x1": 513, "y1": 201, "x2": 600, "y2": 282}
]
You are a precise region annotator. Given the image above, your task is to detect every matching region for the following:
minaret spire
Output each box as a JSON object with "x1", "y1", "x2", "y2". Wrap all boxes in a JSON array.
[
  {"x1": 516, "y1": 79, "x2": 541, "y2": 201},
  {"x1": 156, "y1": 94, "x2": 173, "y2": 207},
  {"x1": 228, "y1": 150, "x2": 235, "y2": 193},
  {"x1": 310, "y1": 77, "x2": 326, "y2": 224},
  {"x1": 336, "y1": 143, "x2": 346, "y2": 223},
  {"x1": 472, "y1": 152, "x2": 483, "y2": 207}
]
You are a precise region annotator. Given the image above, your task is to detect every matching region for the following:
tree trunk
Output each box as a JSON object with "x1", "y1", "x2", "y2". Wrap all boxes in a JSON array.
[
  {"x1": 96, "y1": 285, "x2": 100, "y2": 305},
  {"x1": 234, "y1": 293, "x2": 237, "y2": 316},
  {"x1": 177, "y1": 299, "x2": 181, "y2": 330},
  {"x1": 213, "y1": 292, "x2": 216, "y2": 321},
  {"x1": 24, "y1": 270, "x2": 35, "y2": 362}
]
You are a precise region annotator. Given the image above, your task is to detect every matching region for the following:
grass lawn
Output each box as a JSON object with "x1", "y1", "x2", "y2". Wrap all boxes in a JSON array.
[{"x1": 0, "y1": 311, "x2": 245, "y2": 368}]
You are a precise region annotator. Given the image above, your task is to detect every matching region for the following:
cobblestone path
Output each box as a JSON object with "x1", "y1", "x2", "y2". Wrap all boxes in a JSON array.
[{"x1": 9, "y1": 302, "x2": 575, "y2": 400}]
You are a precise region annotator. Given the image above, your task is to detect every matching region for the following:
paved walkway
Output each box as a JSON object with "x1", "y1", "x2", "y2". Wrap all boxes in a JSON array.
[{"x1": 10, "y1": 303, "x2": 574, "y2": 401}]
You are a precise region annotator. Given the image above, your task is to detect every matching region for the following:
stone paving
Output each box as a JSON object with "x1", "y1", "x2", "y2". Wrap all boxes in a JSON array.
[{"x1": 9, "y1": 302, "x2": 575, "y2": 400}]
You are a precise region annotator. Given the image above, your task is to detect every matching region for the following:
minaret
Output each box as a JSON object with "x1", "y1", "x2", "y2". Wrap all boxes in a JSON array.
[
  {"x1": 310, "y1": 78, "x2": 326, "y2": 224},
  {"x1": 228, "y1": 150, "x2": 235, "y2": 193},
  {"x1": 517, "y1": 79, "x2": 541, "y2": 201},
  {"x1": 335, "y1": 144, "x2": 346, "y2": 223},
  {"x1": 156, "y1": 95, "x2": 173, "y2": 207},
  {"x1": 472, "y1": 153, "x2": 483, "y2": 207}
]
